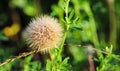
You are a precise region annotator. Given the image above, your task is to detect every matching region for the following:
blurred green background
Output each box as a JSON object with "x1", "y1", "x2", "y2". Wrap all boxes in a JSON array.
[{"x1": 0, "y1": 0, "x2": 120, "y2": 71}]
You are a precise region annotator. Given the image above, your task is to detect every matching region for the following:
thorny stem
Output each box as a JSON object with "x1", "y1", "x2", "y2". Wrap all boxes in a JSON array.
[{"x1": 0, "y1": 50, "x2": 35, "y2": 67}]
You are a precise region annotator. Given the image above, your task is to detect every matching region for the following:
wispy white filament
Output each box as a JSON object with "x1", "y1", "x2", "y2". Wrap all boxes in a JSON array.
[{"x1": 23, "y1": 15, "x2": 63, "y2": 53}]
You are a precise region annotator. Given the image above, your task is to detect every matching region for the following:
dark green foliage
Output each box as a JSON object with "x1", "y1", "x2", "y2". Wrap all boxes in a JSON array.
[
  {"x1": 0, "y1": 0, "x2": 120, "y2": 71},
  {"x1": 23, "y1": 55, "x2": 41, "y2": 71}
]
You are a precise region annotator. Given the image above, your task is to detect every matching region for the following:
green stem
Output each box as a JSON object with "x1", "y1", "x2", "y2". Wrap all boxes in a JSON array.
[
  {"x1": 58, "y1": 0, "x2": 70, "y2": 60},
  {"x1": 58, "y1": 25, "x2": 69, "y2": 56}
]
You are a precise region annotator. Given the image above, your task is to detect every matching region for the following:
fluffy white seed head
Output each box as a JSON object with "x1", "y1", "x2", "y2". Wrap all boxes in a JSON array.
[{"x1": 23, "y1": 15, "x2": 63, "y2": 53}]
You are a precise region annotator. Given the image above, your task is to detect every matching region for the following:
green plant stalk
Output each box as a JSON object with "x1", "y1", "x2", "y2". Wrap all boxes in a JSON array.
[
  {"x1": 84, "y1": 2, "x2": 99, "y2": 48},
  {"x1": 58, "y1": 0, "x2": 70, "y2": 60},
  {"x1": 58, "y1": 25, "x2": 70, "y2": 56},
  {"x1": 107, "y1": 0, "x2": 117, "y2": 49},
  {"x1": 48, "y1": 0, "x2": 70, "y2": 70}
]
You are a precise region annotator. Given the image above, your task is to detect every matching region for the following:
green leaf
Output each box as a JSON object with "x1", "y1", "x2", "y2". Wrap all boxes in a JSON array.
[
  {"x1": 30, "y1": 61, "x2": 41, "y2": 70},
  {"x1": 73, "y1": 17, "x2": 80, "y2": 24},
  {"x1": 94, "y1": 58, "x2": 99, "y2": 62},
  {"x1": 70, "y1": 24, "x2": 83, "y2": 31},
  {"x1": 24, "y1": 55, "x2": 33, "y2": 64},
  {"x1": 46, "y1": 60, "x2": 52, "y2": 71},
  {"x1": 69, "y1": 10, "x2": 74, "y2": 20},
  {"x1": 23, "y1": 4, "x2": 36, "y2": 16},
  {"x1": 62, "y1": 57, "x2": 70, "y2": 65}
]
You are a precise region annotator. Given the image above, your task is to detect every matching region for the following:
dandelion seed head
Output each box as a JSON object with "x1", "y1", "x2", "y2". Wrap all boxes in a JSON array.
[{"x1": 23, "y1": 15, "x2": 63, "y2": 53}]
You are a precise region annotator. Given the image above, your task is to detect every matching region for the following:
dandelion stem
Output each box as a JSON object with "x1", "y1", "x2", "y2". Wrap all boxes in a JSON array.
[{"x1": 48, "y1": 51, "x2": 53, "y2": 61}]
